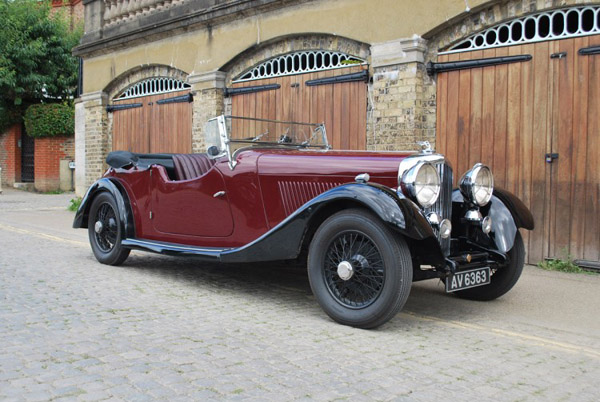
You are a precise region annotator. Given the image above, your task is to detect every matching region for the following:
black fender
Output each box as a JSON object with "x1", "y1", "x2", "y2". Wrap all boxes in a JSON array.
[
  {"x1": 222, "y1": 182, "x2": 440, "y2": 263},
  {"x1": 72, "y1": 178, "x2": 135, "y2": 239},
  {"x1": 452, "y1": 187, "x2": 534, "y2": 253},
  {"x1": 492, "y1": 188, "x2": 534, "y2": 230}
]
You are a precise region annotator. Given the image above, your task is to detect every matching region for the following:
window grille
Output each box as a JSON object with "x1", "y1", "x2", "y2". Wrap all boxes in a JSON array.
[
  {"x1": 444, "y1": 6, "x2": 600, "y2": 54},
  {"x1": 115, "y1": 77, "x2": 191, "y2": 100},
  {"x1": 233, "y1": 50, "x2": 366, "y2": 83}
]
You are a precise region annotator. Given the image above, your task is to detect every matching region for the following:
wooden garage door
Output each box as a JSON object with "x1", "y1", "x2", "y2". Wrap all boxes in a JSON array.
[
  {"x1": 230, "y1": 65, "x2": 367, "y2": 150},
  {"x1": 112, "y1": 90, "x2": 192, "y2": 154},
  {"x1": 436, "y1": 35, "x2": 600, "y2": 264}
]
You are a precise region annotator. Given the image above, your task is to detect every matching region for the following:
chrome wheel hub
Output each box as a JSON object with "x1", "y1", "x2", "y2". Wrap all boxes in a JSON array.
[
  {"x1": 337, "y1": 261, "x2": 354, "y2": 281},
  {"x1": 94, "y1": 221, "x2": 104, "y2": 234}
]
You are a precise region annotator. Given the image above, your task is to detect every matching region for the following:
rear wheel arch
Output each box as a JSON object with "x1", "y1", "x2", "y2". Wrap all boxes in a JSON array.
[{"x1": 79, "y1": 179, "x2": 136, "y2": 238}]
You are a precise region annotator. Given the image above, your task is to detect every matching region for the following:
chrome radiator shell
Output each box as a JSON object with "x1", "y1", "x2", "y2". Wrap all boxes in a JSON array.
[{"x1": 398, "y1": 154, "x2": 453, "y2": 256}]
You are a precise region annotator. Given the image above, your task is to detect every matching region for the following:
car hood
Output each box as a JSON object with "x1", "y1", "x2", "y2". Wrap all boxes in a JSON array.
[{"x1": 255, "y1": 149, "x2": 414, "y2": 180}]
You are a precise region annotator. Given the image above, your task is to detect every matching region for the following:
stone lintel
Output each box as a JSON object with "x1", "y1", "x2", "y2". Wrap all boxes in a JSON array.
[
  {"x1": 188, "y1": 71, "x2": 227, "y2": 90},
  {"x1": 371, "y1": 36, "x2": 428, "y2": 68},
  {"x1": 80, "y1": 91, "x2": 108, "y2": 104}
]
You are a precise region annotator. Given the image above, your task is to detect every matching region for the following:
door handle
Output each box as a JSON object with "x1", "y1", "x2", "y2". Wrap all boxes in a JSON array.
[
  {"x1": 545, "y1": 153, "x2": 559, "y2": 163},
  {"x1": 213, "y1": 191, "x2": 226, "y2": 198}
]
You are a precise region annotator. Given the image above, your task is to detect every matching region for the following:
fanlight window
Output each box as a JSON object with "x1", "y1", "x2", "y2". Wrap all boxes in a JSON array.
[
  {"x1": 233, "y1": 50, "x2": 366, "y2": 83},
  {"x1": 115, "y1": 77, "x2": 191, "y2": 100},
  {"x1": 444, "y1": 6, "x2": 600, "y2": 54}
]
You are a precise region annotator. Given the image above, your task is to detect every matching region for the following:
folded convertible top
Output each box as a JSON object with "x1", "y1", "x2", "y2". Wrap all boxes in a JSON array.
[{"x1": 106, "y1": 151, "x2": 176, "y2": 172}]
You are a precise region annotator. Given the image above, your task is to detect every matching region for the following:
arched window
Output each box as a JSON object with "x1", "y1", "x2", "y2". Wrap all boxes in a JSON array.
[
  {"x1": 445, "y1": 6, "x2": 600, "y2": 54},
  {"x1": 115, "y1": 77, "x2": 191, "y2": 100},
  {"x1": 233, "y1": 50, "x2": 366, "y2": 83}
]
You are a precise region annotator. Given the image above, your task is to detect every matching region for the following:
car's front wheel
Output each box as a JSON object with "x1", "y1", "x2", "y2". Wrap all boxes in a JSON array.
[
  {"x1": 88, "y1": 192, "x2": 130, "y2": 266},
  {"x1": 308, "y1": 209, "x2": 412, "y2": 329},
  {"x1": 453, "y1": 231, "x2": 525, "y2": 301}
]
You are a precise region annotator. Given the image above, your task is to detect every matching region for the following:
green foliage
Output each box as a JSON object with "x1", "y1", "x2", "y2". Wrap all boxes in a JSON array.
[
  {"x1": 24, "y1": 103, "x2": 74, "y2": 137},
  {"x1": 0, "y1": 0, "x2": 82, "y2": 131},
  {"x1": 0, "y1": 100, "x2": 23, "y2": 131},
  {"x1": 68, "y1": 197, "x2": 82, "y2": 211},
  {"x1": 538, "y1": 255, "x2": 584, "y2": 274}
]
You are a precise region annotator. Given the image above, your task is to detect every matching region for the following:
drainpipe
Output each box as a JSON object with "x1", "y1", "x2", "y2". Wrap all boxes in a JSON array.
[{"x1": 0, "y1": 167, "x2": 3, "y2": 194}]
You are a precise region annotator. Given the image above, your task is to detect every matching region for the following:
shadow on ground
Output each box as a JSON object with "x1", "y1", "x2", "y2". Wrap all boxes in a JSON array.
[{"x1": 114, "y1": 252, "x2": 479, "y2": 328}]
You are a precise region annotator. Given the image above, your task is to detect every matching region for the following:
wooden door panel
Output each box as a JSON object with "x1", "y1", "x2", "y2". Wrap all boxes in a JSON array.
[
  {"x1": 581, "y1": 35, "x2": 600, "y2": 262},
  {"x1": 112, "y1": 97, "x2": 146, "y2": 153},
  {"x1": 112, "y1": 90, "x2": 192, "y2": 154},
  {"x1": 150, "y1": 90, "x2": 192, "y2": 154},
  {"x1": 231, "y1": 66, "x2": 367, "y2": 150},
  {"x1": 550, "y1": 39, "x2": 575, "y2": 259},
  {"x1": 437, "y1": 35, "x2": 600, "y2": 263},
  {"x1": 530, "y1": 41, "x2": 552, "y2": 263}
]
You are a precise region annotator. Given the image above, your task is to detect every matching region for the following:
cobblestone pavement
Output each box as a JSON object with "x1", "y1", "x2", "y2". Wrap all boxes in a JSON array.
[{"x1": 1, "y1": 188, "x2": 599, "y2": 401}]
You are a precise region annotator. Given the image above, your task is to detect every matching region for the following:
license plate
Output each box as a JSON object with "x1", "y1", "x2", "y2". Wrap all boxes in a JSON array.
[{"x1": 446, "y1": 267, "x2": 491, "y2": 292}]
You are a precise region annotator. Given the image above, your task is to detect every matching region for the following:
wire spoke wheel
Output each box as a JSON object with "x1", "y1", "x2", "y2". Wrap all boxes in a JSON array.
[
  {"x1": 308, "y1": 209, "x2": 413, "y2": 329},
  {"x1": 94, "y1": 203, "x2": 118, "y2": 252},
  {"x1": 323, "y1": 231, "x2": 385, "y2": 308},
  {"x1": 87, "y1": 192, "x2": 130, "y2": 266}
]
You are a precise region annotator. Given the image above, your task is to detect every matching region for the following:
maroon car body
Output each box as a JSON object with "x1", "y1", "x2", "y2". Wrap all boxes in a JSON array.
[
  {"x1": 74, "y1": 115, "x2": 533, "y2": 328},
  {"x1": 104, "y1": 149, "x2": 408, "y2": 247}
]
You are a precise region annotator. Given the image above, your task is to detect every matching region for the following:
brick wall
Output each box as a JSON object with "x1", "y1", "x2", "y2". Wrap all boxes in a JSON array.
[
  {"x1": 50, "y1": 0, "x2": 83, "y2": 29},
  {"x1": 34, "y1": 136, "x2": 74, "y2": 192},
  {"x1": 369, "y1": 62, "x2": 437, "y2": 151},
  {"x1": 0, "y1": 124, "x2": 22, "y2": 186}
]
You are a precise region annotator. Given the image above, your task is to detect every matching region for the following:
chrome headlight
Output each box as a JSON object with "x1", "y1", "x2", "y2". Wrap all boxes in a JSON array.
[
  {"x1": 459, "y1": 163, "x2": 494, "y2": 206},
  {"x1": 400, "y1": 162, "x2": 441, "y2": 208}
]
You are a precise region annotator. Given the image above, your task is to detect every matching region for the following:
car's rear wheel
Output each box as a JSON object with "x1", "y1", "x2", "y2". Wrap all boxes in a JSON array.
[
  {"x1": 88, "y1": 192, "x2": 130, "y2": 266},
  {"x1": 453, "y1": 231, "x2": 525, "y2": 301},
  {"x1": 308, "y1": 209, "x2": 412, "y2": 329}
]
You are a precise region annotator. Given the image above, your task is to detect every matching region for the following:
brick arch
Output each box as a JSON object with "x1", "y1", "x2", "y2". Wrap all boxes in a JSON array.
[
  {"x1": 221, "y1": 34, "x2": 371, "y2": 85},
  {"x1": 104, "y1": 64, "x2": 189, "y2": 101},
  {"x1": 424, "y1": 0, "x2": 593, "y2": 58}
]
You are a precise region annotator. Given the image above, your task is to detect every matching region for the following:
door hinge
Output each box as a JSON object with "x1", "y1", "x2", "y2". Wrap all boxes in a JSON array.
[
  {"x1": 545, "y1": 153, "x2": 559, "y2": 163},
  {"x1": 149, "y1": 211, "x2": 153, "y2": 219}
]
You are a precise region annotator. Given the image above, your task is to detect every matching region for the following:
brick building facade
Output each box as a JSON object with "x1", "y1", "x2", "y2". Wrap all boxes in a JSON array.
[{"x1": 73, "y1": 0, "x2": 600, "y2": 264}]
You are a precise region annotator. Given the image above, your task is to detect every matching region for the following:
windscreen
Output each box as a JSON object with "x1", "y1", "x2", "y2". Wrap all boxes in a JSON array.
[{"x1": 225, "y1": 116, "x2": 328, "y2": 151}]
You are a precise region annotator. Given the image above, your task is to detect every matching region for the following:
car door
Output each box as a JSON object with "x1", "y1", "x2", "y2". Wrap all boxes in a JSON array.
[{"x1": 150, "y1": 165, "x2": 234, "y2": 238}]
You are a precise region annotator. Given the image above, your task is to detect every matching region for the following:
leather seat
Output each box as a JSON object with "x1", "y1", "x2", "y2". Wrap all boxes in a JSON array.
[{"x1": 172, "y1": 154, "x2": 216, "y2": 181}]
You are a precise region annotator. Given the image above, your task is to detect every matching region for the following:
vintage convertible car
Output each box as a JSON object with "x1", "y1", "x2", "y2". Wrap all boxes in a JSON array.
[{"x1": 74, "y1": 115, "x2": 534, "y2": 328}]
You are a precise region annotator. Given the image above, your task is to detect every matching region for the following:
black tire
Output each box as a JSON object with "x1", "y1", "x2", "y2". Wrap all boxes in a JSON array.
[
  {"x1": 307, "y1": 209, "x2": 413, "y2": 329},
  {"x1": 453, "y1": 231, "x2": 525, "y2": 301},
  {"x1": 88, "y1": 192, "x2": 130, "y2": 266}
]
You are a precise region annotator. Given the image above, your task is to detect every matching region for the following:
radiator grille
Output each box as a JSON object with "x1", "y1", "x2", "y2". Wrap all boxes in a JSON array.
[{"x1": 424, "y1": 162, "x2": 453, "y2": 256}]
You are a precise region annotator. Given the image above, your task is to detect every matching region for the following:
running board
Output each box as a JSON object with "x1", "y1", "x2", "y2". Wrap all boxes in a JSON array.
[{"x1": 122, "y1": 238, "x2": 229, "y2": 261}]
